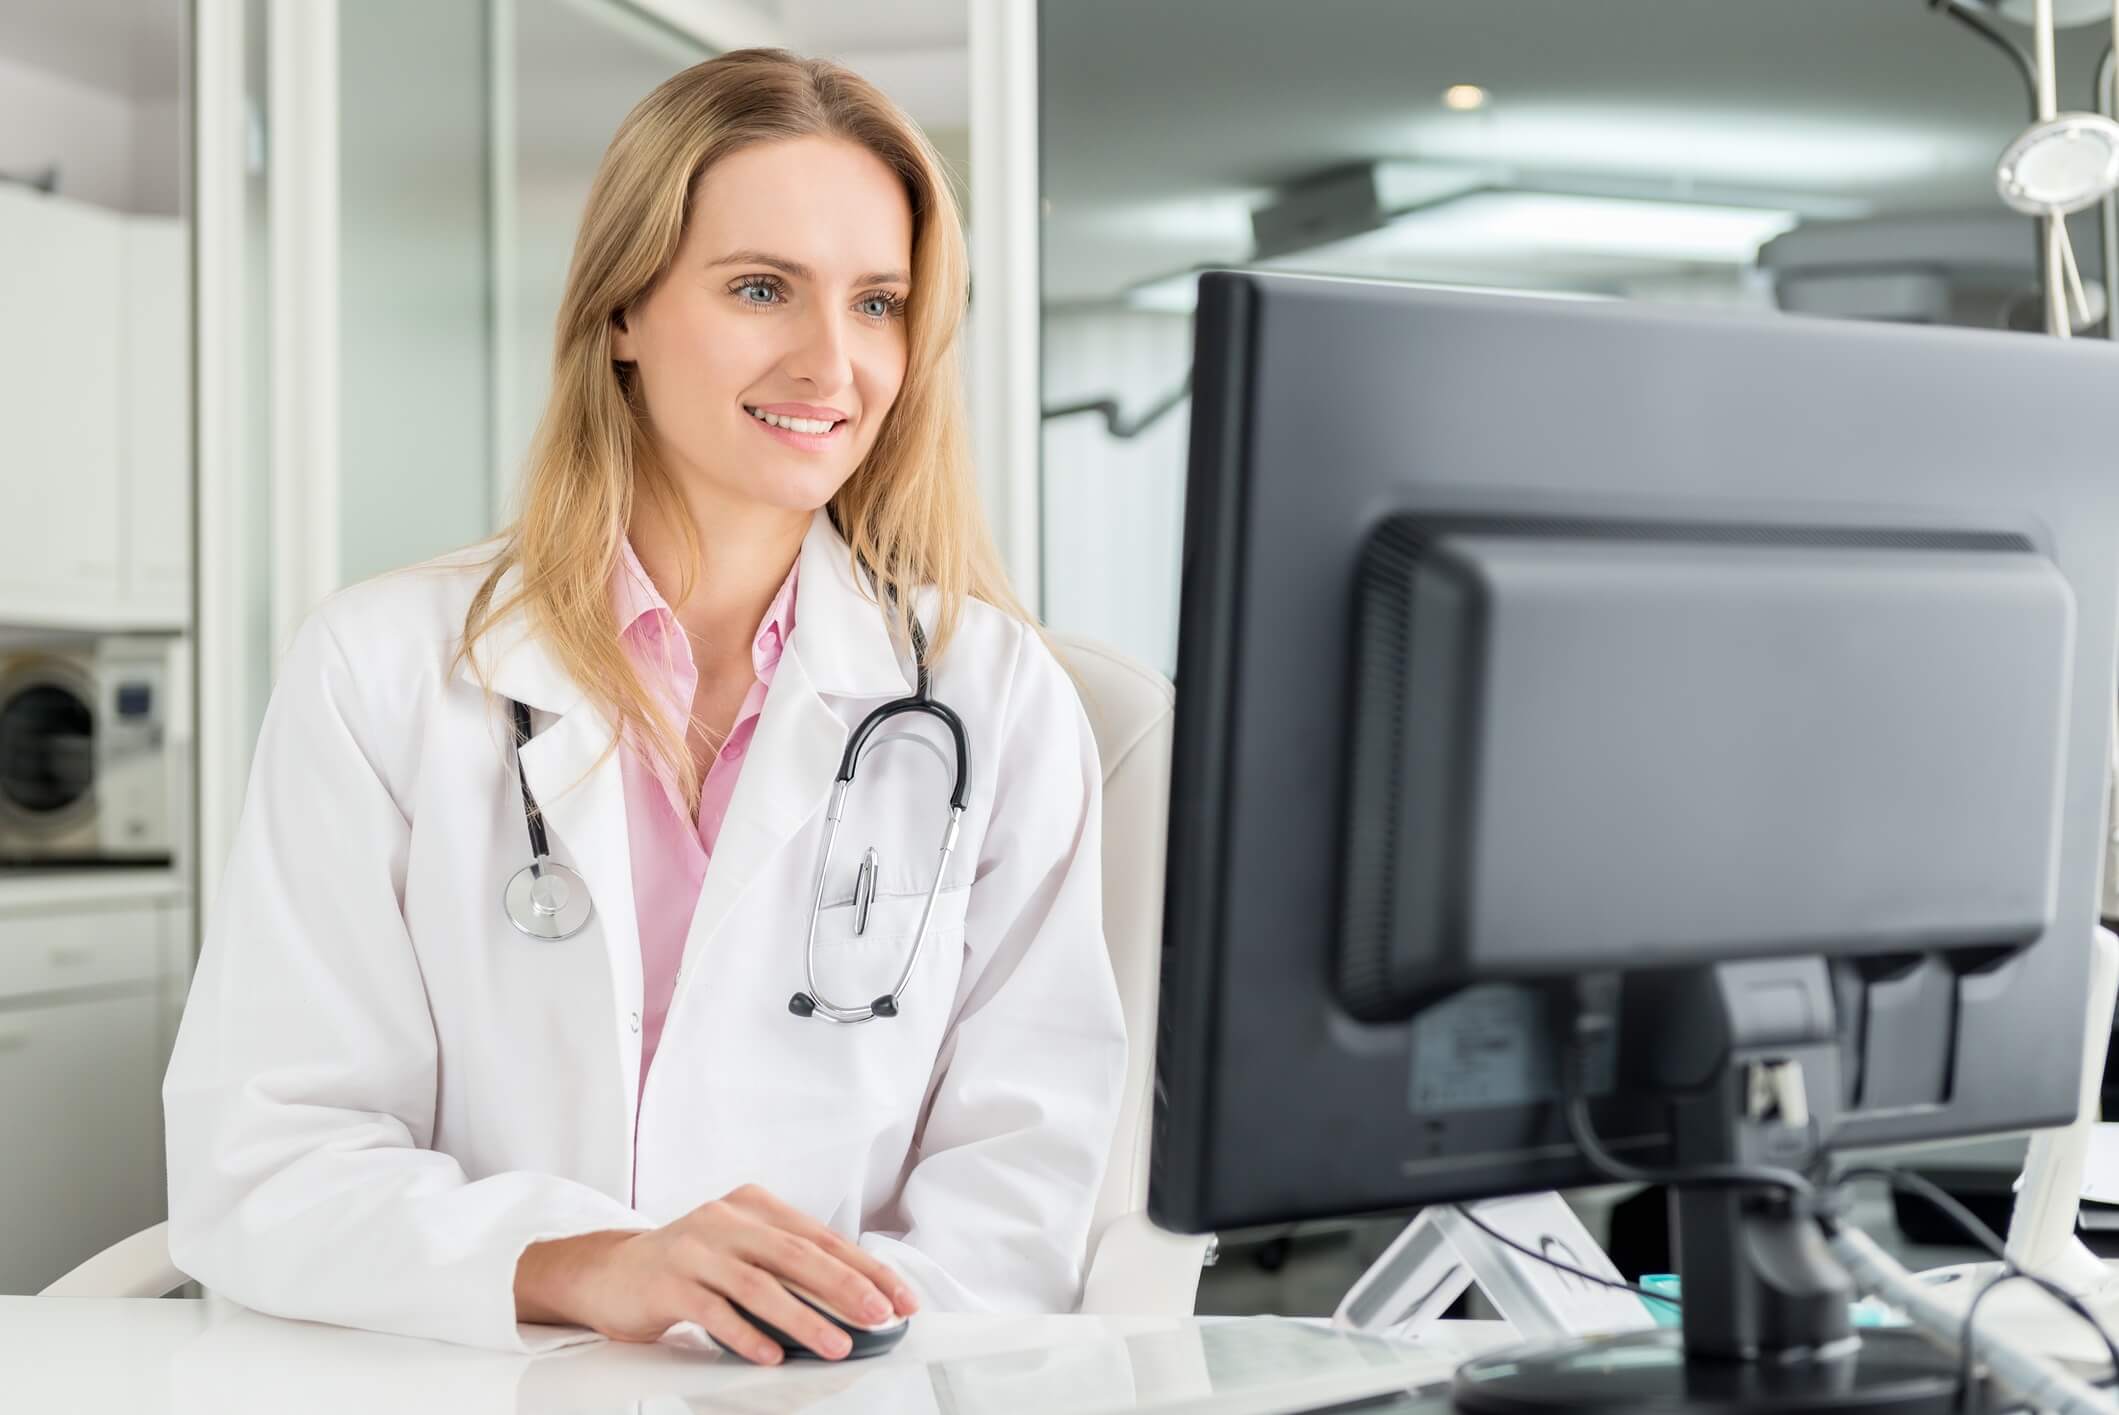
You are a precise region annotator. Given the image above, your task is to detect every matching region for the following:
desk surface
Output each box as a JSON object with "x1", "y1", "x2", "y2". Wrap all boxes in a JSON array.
[{"x1": 2, "y1": 1296, "x2": 1515, "y2": 1415}]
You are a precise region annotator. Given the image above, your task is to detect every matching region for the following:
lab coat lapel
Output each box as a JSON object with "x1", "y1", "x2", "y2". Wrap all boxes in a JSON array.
[
  {"x1": 462, "y1": 570, "x2": 643, "y2": 1060},
  {"x1": 669, "y1": 510, "x2": 916, "y2": 1007},
  {"x1": 514, "y1": 705, "x2": 642, "y2": 1029}
]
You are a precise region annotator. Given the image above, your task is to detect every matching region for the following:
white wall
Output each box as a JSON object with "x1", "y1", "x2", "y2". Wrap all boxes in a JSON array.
[
  {"x1": 1039, "y1": 305, "x2": 1193, "y2": 676},
  {"x1": 0, "y1": 51, "x2": 161, "y2": 215}
]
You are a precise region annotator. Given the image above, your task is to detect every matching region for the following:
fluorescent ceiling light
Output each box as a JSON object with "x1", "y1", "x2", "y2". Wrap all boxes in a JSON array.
[
  {"x1": 1394, "y1": 107, "x2": 1988, "y2": 192},
  {"x1": 1254, "y1": 193, "x2": 1805, "y2": 281},
  {"x1": 1963, "y1": 0, "x2": 2111, "y2": 25},
  {"x1": 1124, "y1": 192, "x2": 1797, "y2": 313},
  {"x1": 1267, "y1": 191, "x2": 1801, "y2": 267}
]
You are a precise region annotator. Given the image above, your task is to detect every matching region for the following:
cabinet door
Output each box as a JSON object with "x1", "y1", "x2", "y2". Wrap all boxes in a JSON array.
[
  {"x1": 0, "y1": 989, "x2": 167, "y2": 1294},
  {"x1": 0, "y1": 187, "x2": 123, "y2": 614},
  {"x1": 122, "y1": 220, "x2": 191, "y2": 623}
]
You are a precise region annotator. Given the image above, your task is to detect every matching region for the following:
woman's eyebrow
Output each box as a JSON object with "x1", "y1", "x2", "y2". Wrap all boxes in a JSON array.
[{"x1": 709, "y1": 248, "x2": 910, "y2": 287}]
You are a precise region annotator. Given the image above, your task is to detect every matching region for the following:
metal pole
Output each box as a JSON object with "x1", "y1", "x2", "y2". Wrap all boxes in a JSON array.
[
  {"x1": 2106, "y1": 30, "x2": 2118, "y2": 336},
  {"x1": 2036, "y1": 0, "x2": 2073, "y2": 336}
]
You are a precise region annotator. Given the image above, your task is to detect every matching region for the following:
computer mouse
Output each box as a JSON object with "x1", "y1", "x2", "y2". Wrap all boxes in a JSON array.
[{"x1": 729, "y1": 1281, "x2": 911, "y2": 1361}]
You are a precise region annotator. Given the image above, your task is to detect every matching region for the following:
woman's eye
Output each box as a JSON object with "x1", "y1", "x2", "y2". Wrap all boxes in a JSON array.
[
  {"x1": 858, "y1": 294, "x2": 904, "y2": 320},
  {"x1": 733, "y1": 279, "x2": 781, "y2": 306}
]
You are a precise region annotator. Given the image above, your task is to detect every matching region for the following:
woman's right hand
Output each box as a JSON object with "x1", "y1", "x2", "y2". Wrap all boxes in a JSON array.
[{"x1": 513, "y1": 1183, "x2": 921, "y2": 1363}]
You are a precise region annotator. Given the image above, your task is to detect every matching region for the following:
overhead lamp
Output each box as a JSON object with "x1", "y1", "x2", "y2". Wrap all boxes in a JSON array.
[{"x1": 1443, "y1": 84, "x2": 1489, "y2": 112}]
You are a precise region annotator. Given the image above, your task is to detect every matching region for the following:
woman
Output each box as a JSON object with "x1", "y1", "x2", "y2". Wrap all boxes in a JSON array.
[{"x1": 163, "y1": 49, "x2": 1126, "y2": 1364}]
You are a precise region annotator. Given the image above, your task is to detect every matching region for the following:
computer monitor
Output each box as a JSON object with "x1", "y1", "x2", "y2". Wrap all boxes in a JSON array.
[{"x1": 1149, "y1": 271, "x2": 2119, "y2": 1410}]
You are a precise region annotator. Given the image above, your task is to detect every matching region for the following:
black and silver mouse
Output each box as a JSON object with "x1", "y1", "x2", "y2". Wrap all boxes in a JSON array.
[{"x1": 731, "y1": 1281, "x2": 911, "y2": 1361}]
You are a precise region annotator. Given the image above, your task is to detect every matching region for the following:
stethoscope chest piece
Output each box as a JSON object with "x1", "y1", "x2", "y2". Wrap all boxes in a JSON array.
[
  {"x1": 503, "y1": 697, "x2": 594, "y2": 941},
  {"x1": 504, "y1": 857, "x2": 593, "y2": 940}
]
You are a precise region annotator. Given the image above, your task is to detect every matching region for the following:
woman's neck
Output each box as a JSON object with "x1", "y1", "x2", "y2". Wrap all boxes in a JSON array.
[{"x1": 627, "y1": 494, "x2": 810, "y2": 673}]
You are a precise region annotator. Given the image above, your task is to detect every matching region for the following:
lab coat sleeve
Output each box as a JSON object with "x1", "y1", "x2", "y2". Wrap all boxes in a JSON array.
[
  {"x1": 163, "y1": 608, "x2": 651, "y2": 1352},
  {"x1": 859, "y1": 628, "x2": 1128, "y2": 1311}
]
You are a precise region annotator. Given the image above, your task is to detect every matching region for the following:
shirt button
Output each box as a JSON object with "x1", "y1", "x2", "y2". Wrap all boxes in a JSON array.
[
  {"x1": 628, "y1": 1011, "x2": 641, "y2": 1033},
  {"x1": 724, "y1": 742, "x2": 743, "y2": 761}
]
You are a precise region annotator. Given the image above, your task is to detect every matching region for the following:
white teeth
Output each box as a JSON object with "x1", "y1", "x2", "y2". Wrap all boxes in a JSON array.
[{"x1": 748, "y1": 407, "x2": 837, "y2": 436}]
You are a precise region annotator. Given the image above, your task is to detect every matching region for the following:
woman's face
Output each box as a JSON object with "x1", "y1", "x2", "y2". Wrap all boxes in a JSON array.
[{"x1": 613, "y1": 135, "x2": 915, "y2": 515}]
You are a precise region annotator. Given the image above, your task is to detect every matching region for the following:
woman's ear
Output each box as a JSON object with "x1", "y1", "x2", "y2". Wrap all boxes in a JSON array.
[{"x1": 611, "y1": 307, "x2": 634, "y2": 362}]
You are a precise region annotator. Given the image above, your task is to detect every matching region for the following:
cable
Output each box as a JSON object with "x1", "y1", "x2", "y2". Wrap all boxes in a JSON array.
[
  {"x1": 1824, "y1": 1163, "x2": 2119, "y2": 1412},
  {"x1": 1448, "y1": 1203, "x2": 1674, "y2": 1308},
  {"x1": 1827, "y1": 1223, "x2": 2119, "y2": 1415},
  {"x1": 1831, "y1": 1165, "x2": 2007, "y2": 1260},
  {"x1": 1955, "y1": 1269, "x2": 2119, "y2": 1412},
  {"x1": 1563, "y1": 1096, "x2": 1816, "y2": 1200},
  {"x1": 1559, "y1": 981, "x2": 1817, "y2": 1201},
  {"x1": 1930, "y1": 0, "x2": 2042, "y2": 118}
]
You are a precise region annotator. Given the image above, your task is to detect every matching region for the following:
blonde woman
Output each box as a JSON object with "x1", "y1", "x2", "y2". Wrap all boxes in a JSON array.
[{"x1": 163, "y1": 50, "x2": 1125, "y2": 1364}]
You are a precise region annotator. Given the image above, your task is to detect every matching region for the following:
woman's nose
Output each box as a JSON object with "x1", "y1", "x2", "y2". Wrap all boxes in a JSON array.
[{"x1": 783, "y1": 306, "x2": 853, "y2": 391}]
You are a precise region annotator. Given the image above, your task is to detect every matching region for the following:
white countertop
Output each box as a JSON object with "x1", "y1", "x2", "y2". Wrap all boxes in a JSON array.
[
  {"x1": 0, "y1": 868, "x2": 187, "y2": 915},
  {"x1": 0, "y1": 1297, "x2": 1517, "y2": 1415}
]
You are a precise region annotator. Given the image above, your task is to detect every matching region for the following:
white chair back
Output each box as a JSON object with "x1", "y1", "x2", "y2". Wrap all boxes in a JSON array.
[{"x1": 1050, "y1": 633, "x2": 1210, "y2": 1314}]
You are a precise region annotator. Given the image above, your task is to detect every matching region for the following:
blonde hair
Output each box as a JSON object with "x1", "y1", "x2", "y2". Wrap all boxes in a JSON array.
[{"x1": 460, "y1": 48, "x2": 1023, "y2": 809}]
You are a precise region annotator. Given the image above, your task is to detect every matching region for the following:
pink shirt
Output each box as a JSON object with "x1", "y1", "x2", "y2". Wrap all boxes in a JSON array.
[{"x1": 612, "y1": 540, "x2": 798, "y2": 1098}]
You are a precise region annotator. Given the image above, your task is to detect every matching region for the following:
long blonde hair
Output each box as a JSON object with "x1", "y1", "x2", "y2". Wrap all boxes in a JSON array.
[{"x1": 460, "y1": 49, "x2": 1022, "y2": 808}]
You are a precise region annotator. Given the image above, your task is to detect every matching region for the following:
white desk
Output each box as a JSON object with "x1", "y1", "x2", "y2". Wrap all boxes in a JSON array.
[{"x1": 1, "y1": 1297, "x2": 1516, "y2": 1415}]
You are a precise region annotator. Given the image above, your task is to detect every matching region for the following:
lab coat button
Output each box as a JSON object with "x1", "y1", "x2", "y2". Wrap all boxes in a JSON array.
[{"x1": 628, "y1": 1011, "x2": 641, "y2": 1033}]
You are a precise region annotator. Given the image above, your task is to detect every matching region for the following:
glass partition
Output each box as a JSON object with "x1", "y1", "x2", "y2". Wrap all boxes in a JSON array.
[
  {"x1": 338, "y1": 0, "x2": 707, "y2": 583},
  {"x1": 496, "y1": 0, "x2": 709, "y2": 515}
]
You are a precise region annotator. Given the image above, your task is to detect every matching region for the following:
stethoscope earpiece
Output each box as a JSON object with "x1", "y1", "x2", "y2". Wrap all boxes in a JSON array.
[{"x1": 788, "y1": 992, "x2": 817, "y2": 1017}]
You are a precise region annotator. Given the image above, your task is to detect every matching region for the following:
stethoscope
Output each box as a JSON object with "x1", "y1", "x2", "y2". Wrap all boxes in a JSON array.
[{"x1": 501, "y1": 612, "x2": 970, "y2": 1027}]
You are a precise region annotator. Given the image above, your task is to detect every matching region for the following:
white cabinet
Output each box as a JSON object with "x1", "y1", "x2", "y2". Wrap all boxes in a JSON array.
[
  {"x1": 0, "y1": 894, "x2": 186, "y2": 1294},
  {"x1": 0, "y1": 188, "x2": 187, "y2": 630},
  {"x1": 122, "y1": 223, "x2": 191, "y2": 620},
  {"x1": 0, "y1": 186, "x2": 124, "y2": 614},
  {"x1": 0, "y1": 990, "x2": 167, "y2": 1294}
]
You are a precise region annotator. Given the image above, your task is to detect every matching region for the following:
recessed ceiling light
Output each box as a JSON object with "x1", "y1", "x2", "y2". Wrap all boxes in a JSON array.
[{"x1": 1443, "y1": 84, "x2": 1489, "y2": 112}]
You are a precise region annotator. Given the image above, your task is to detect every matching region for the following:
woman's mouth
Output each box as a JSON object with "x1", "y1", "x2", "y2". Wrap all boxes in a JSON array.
[{"x1": 744, "y1": 404, "x2": 847, "y2": 451}]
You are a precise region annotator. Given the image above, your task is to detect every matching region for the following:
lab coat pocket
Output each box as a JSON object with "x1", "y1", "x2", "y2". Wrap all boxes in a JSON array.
[{"x1": 805, "y1": 885, "x2": 970, "y2": 1020}]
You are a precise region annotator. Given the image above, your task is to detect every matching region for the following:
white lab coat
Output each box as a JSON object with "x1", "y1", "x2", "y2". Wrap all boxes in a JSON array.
[{"x1": 163, "y1": 509, "x2": 1127, "y2": 1352}]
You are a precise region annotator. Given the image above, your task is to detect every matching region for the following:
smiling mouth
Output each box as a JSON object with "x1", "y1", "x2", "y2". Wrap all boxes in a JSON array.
[{"x1": 745, "y1": 406, "x2": 845, "y2": 436}]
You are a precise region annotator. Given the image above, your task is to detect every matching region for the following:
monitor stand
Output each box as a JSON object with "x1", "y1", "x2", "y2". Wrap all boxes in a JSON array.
[
  {"x1": 1334, "y1": 1192, "x2": 1659, "y2": 1345},
  {"x1": 1419, "y1": 960, "x2": 1971, "y2": 1414}
]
